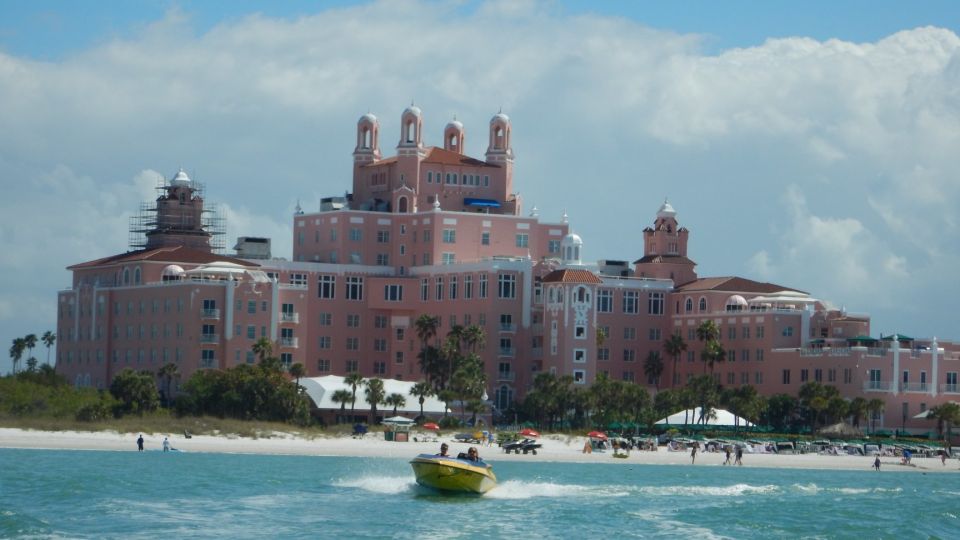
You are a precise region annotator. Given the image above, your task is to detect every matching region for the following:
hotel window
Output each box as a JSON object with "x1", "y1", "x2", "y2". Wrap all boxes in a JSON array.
[
  {"x1": 573, "y1": 370, "x2": 585, "y2": 384},
  {"x1": 373, "y1": 339, "x2": 387, "y2": 352},
  {"x1": 442, "y1": 229, "x2": 456, "y2": 243},
  {"x1": 426, "y1": 171, "x2": 433, "y2": 184},
  {"x1": 782, "y1": 369, "x2": 791, "y2": 384},
  {"x1": 647, "y1": 292, "x2": 664, "y2": 315},
  {"x1": 279, "y1": 353, "x2": 292, "y2": 369},
  {"x1": 479, "y1": 274, "x2": 488, "y2": 298},
  {"x1": 345, "y1": 359, "x2": 358, "y2": 373},
  {"x1": 740, "y1": 349, "x2": 749, "y2": 362},
  {"x1": 318, "y1": 337, "x2": 331, "y2": 349},
  {"x1": 449, "y1": 276, "x2": 458, "y2": 299},
  {"x1": 317, "y1": 358, "x2": 330, "y2": 372},
  {"x1": 201, "y1": 350, "x2": 215, "y2": 368},
  {"x1": 498, "y1": 273, "x2": 516, "y2": 299},
  {"x1": 346, "y1": 337, "x2": 359, "y2": 351},
  {"x1": 728, "y1": 327, "x2": 737, "y2": 340},
  {"x1": 373, "y1": 361, "x2": 386, "y2": 375},
  {"x1": 376, "y1": 253, "x2": 390, "y2": 266},
  {"x1": 649, "y1": 328, "x2": 661, "y2": 341},
  {"x1": 947, "y1": 372, "x2": 958, "y2": 392},
  {"x1": 687, "y1": 350, "x2": 695, "y2": 362},
  {"x1": 420, "y1": 278, "x2": 428, "y2": 301},
  {"x1": 782, "y1": 326, "x2": 793, "y2": 337},
  {"x1": 384, "y1": 284, "x2": 403, "y2": 302},
  {"x1": 345, "y1": 276, "x2": 363, "y2": 301},
  {"x1": 756, "y1": 349, "x2": 764, "y2": 362},
  {"x1": 548, "y1": 239, "x2": 560, "y2": 254},
  {"x1": 623, "y1": 349, "x2": 636, "y2": 362},
  {"x1": 685, "y1": 298, "x2": 693, "y2": 312},
  {"x1": 623, "y1": 291, "x2": 639, "y2": 314},
  {"x1": 800, "y1": 369, "x2": 809, "y2": 382},
  {"x1": 742, "y1": 327, "x2": 750, "y2": 339},
  {"x1": 755, "y1": 371, "x2": 764, "y2": 385},
  {"x1": 515, "y1": 233, "x2": 529, "y2": 248},
  {"x1": 481, "y1": 232, "x2": 490, "y2": 245},
  {"x1": 349, "y1": 228, "x2": 362, "y2": 241},
  {"x1": 756, "y1": 326, "x2": 765, "y2": 339},
  {"x1": 464, "y1": 275, "x2": 473, "y2": 299},
  {"x1": 374, "y1": 315, "x2": 387, "y2": 329},
  {"x1": 574, "y1": 325, "x2": 586, "y2": 339},
  {"x1": 346, "y1": 314, "x2": 360, "y2": 328},
  {"x1": 597, "y1": 289, "x2": 613, "y2": 313},
  {"x1": 318, "y1": 275, "x2": 336, "y2": 299},
  {"x1": 597, "y1": 348, "x2": 610, "y2": 361},
  {"x1": 727, "y1": 372, "x2": 735, "y2": 385},
  {"x1": 687, "y1": 328, "x2": 696, "y2": 341},
  {"x1": 828, "y1": 368, "x2": 837, "y2": 382},
  {"x1": 290, "y1": 273, "x2": 307, "y2": 286},
  {"x1": 574, "y1": 349, "x2": 586, "y2": 363},
  {"x1": 377, "y1": 230, "x2": 390, "y2": 243},
  {"x1": 435, "y1": 277, "x2": 444, "y2": 300},
  {"x1": 698, "y1": 298, "x2": 707, "y2": 312},
  {"x1": 623, "y1": 327, "x2": 636, "y2": 340},
  {"x1": 442, "y1": 253, "x2": 456, "y2": 265},
  {"x1": 423, "y1": 230, "x2": 432, "y2": 242},
  {"x1": 395, "y1": 328, "x2": 405, "y2": 341},
  {"x1": 815, "y1": 368, "x2": 823, "y2": 382},
  {"x1": 247, "y1": 300, "x2": 256, "y2": 314},
  {"x1": 395, "y1": 351, "x2": 404, "y2": 364},
  {"x1": 246, "y1": 326, "x2": 256, "y2": 339},
  {"x1": 319, "y1": 313, "x2": 332, "y2": 326},
  {"x1": 329, "y1": 229, "x2": 338, "y2": 242},
  {"x1": 483, "y1": 175, "x2": 490, "y2": 187},
  {"x1": 624, "y1": 371, "x2": 636, "y2": 383}
]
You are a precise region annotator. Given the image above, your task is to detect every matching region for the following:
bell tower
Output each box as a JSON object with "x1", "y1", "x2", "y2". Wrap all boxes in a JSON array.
[
  {"x1": 634, "y1": 199, "x2": 697, "y2": 285},
  {"x1": 444, "y1": 117, "x2": 465, "y2": 154}
]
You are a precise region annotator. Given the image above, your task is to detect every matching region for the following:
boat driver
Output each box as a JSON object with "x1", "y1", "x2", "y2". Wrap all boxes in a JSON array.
[
  {"x1": 438, "y1": 443, "x2": 450, "y2": 457},
  {"x1": 463, "y1": 446, "x2": 480, "y2": 462}
]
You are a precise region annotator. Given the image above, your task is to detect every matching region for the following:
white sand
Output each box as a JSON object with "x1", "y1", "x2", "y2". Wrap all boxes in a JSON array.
[{"x1": 1, "y1": 428, "x2": 956, "y2": 473}]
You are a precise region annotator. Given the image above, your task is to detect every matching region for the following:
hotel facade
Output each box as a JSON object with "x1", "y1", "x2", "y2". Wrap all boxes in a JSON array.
[{"x1": 56, "y1": 106, "x2": 960, "y2": 432}]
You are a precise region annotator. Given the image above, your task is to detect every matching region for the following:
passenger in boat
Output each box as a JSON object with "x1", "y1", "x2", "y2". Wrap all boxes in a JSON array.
[
  {"x1": 466, "y1": 447, "x2": 480, "y2": 461},
  {"x1": 438, "y1": 443, "x2": 450, "y2": 457}
]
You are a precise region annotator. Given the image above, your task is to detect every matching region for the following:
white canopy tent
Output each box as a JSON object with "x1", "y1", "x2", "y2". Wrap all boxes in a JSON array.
[
  {"x1": 656, "y1": 407, "x2": 754, "y2": 427},
  {"x1": 300, "y1": 375, "x2": 448, "y2": 415}
]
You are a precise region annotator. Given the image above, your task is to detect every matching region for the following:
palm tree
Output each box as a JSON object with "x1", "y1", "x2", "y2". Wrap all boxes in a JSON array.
[
  {"x1": 385, "y1": 393, "x2": 407, "y2": 416},
  {"x1": 866, "y1": 398, "x2": 886, "y2": 433},
  {"x1": 331, "y1": 389, "x2": 353, "y2": 423},
  {"x1": 927, "y1": 402, "x2": 960, "y2": 445},
  {"x1": 9, "y1": 337, "x2": 26, "y2": 374},
  {"x1": 409, "y1": 381, "x2": 434, "y2": 420},
  {"x1": 695, "y1": 320, "x2": 720, "y2": 343},
  {"x1": 41, "y1": 331, "x2": 56, "y2": 366},
  {"x1": 252, "y1": 337, "x2": 273, "y2": 363},
  {"x1": 643, "y1": 351, "x2": 664, "y2": 390},
  {"x1": 24, "y1": 334, "x2": 37, "y2": 365},
  {"x1": 414, "y1": 314, "x2": 440, "y2": 349},
  {"x1": 596, "y1": 327, "x2": 608, "y2": 348},
  {"x1": 344, "y1": 372, "x2": 365, "y2": 421},
  {"x1": 663, "y1": 333, "x2": 687, "y2": 387},
  {"x1": 695, "y1": 320, "x2": 721, "y2": 373},
  {"x1": 700, "y1": 340, "x2": 727, "y2": 374},
  {"x1": 157, "y1": 362, "x2": 179, "y2": 407},
  {"x1": 289, "y1": 362, "x2": 306, "y2": 394},
  {"x1": 364, "y1": 377, "x2": 386, "y2": 424},
  {"x1": 462, "y1": 325, "x2": 486, "y2": 353},
  {"x1": 848, "y1": 397, "x2": 868, "y2": 428}
]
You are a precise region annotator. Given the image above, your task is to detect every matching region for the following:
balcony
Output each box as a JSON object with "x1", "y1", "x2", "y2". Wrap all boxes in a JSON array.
[
  {"x1": 498, "y1": 347, "x2": 515, "y2": 357},
  {"x1": 200, "y1": 358, "x2": 216, "y2": 368},
  {"x1": 531, "y1": 323, "x2": 543, "y2": 334},
  {"x1": 499, "y1": 323, "x2": 516, "y2": 333},
  {"x1": 901, "y1": 382, "x2": 929, "y2": 393},
  {"x1": 531, "y1": 347, "x2": 543, "y2": 359},
  {"x1": 279, "y1": 337, "x2": 299, "y2": 349},
  {"x1": 200, "y1": 308, "x2": 220, "y2": 320},
  {"x1": 281, "y1": 312, "x2": 300, "y2": 323},
  {"x1": 863, "y1": 380, "x2": 894, "y2": 392},
  {"x1": 941, "y1": 383, "x2": 959, "y2": 394},
  {"x1": 866, "y1": 347, "x2": 887, "y2": 357},
  {"x1": 199, "y1": 334, "x2": 219, "y2": 344},
  {"x1": 497, "y1": 371, "x2": 516, "y2": 382}
]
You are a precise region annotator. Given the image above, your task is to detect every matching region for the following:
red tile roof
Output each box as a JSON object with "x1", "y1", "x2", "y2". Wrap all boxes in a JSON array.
[
  {"x1": 633, "y1": 254, "x2": 697, "y2": 265},
  {"x1": 542, "y1": 269, "x2": 603, "y2": 284},
  {"x1": 68, "y1": 246, "x2": 259, "y2": 270},
  {"x1": 674, "y1": 276, "x2": 805, "y2": 295},
  {"x1": 361, "y1": 147, "x2": 499, "y2": 168}
]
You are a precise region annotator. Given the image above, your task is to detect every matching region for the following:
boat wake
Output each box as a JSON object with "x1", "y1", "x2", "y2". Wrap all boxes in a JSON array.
[
  {"x1": 486, "y1": 480, "x2": 631, "y2": 499},
  {"x1": 333, "y1": 475, "x2": 417, "y2": 494}
]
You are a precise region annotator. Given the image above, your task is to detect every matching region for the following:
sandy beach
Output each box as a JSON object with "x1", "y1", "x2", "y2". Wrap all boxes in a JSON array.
[{"x1": 2, "y1": 427, "x2": 956, "y2": 474}]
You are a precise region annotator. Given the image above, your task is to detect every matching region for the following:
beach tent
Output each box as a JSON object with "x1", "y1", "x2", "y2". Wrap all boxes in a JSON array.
[
  {"x1": 655, "y1": 407, "x2": 753, "y2": 427},
  {"x1": 383, "y1": 415, "x2": 415, "y2": 425},
  {"x1": 300, "y1": 375, "x2": 448, "y2": 415}
]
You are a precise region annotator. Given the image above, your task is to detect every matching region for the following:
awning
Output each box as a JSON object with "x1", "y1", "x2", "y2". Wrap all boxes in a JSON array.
[{"x1": 464, "y1": 197, "x2": 501, "y2": 208}]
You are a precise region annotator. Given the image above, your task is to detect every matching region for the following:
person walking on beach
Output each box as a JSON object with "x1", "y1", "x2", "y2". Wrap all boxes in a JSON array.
[
  {"x1": 137, "y1": 434, "x2": 144, "y2": 452},
  {"x1": 723, "y1": 447, "x2": 731, "y2": 465},
  {"x1": 873, "y1": 456, "x2": 881, "y2": 471},
  {"x1": 735, "y1": 446, "x2": 743, "y2": 466},
  {"x1": 690, "y1": 443, "x2": 698, "y2": 464},
  {"x1": 162, "y1": 437, "x2": 170, "y2": 452}
]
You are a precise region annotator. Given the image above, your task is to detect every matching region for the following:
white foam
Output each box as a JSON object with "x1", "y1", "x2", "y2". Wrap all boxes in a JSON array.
[
  {"x1": 635, "y1": 483, "x2": 779, "y2": 497},
  {"x1": 485, "y1": 480, "x2": 630, "y2": 499},
  {"x1": 333, "y1": 475, "x2": 416, "y2": 494}
]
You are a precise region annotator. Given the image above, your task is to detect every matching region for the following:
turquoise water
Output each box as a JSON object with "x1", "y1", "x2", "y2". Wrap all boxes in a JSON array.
[{"x1": 1, "y1": 448, "x2": 957, "y2": 539}]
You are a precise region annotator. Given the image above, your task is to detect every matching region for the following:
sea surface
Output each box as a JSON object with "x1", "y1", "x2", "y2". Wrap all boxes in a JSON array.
[{"x1": 1, "y1": 447, "x2": 957, "y2": 539}]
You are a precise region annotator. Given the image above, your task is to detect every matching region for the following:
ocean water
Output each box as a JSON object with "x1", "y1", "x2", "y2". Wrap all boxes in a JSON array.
[{"x1": 1, "y1": 448, "x2": 957, "y2": 539}]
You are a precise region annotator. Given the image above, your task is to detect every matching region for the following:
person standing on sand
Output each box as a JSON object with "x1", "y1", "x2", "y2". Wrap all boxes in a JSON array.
[
  {"x1": 162, "y1": 437, "x2": 170, "y2": 452},
  {"x1": 723, "y1": 447, "x2": 731, "y2": 465},
  {"x1": 137, "y1": 434, "x2": 144, "y2": 452},
  {"x1": 690, "y1": 443, "x2": 697, "y2": 464},
  {"x1": 735, "y1": 446, "x2": 743, "y2": 466},
  {"x1": 873, "y1": 456, "x2": 881, "y2": 471}
]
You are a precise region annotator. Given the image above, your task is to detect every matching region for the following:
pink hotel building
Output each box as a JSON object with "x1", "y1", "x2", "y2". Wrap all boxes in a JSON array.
[{"x1": 56, "y1": 106, "x2": 960, "y2": 432}]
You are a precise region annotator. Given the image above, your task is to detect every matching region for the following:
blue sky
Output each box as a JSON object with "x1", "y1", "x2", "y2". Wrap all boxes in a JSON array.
[{"x1": 1, "y1": 0, "x2": 959, "y2": 372}]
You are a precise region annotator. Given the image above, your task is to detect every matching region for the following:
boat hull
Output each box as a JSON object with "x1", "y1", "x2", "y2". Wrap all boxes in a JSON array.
[{"x1": 410, "y1": 455, "x2": 497, "y2": 494}]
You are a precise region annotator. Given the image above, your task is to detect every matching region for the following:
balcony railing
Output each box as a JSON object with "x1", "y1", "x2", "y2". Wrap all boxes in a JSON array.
[
  {"x1": 199, "y1": 334, "x2": 219, "y2": 344},
  {"x1": 200, "y1": 358, "x2": 216, "y2": 368},
  {"x1": 497, "y1": 371, "x2": 516, "y2": 382},
  {"x1": 866, "y1": 347, "x2": 887, "y2": 357},
  {"x1": 828, "y1": 347, "x2": 851, "y2": 357},
  {"x1": 941, "y1": 383, "x2": 959, "y2": 394},
  {"x1": 498, "y1": 347, "x2": 515, "y2": 357},
  {"x1": 531, "y1": 323, "x2": 543, "y2": 334},
  {"x1": 201, "y1": 308, "x2": 220, "y2": 320},
  {"x1": 901, "y1": 382, "x2": 929, "y2": 392},
  {"x1": 279, "y1": 337, "x2": 299, "y2": 349},
  {"x1": 863, "y1": 380, "x2": 893, "y2": 392},
  {"x1": 531, "y1": 347, "x2": 543, "y2": 359},
  {"x1": 499, "y1": 323, "x2": 516, "y2": 333},
  {"x1": 281, "y1": 312, "x2": 300, "y2": 323}
]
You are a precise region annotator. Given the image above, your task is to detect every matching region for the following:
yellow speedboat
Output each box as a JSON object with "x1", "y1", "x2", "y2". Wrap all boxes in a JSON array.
[{"x1": 410, "y1": 453, "x2": 497, "y2": 494}]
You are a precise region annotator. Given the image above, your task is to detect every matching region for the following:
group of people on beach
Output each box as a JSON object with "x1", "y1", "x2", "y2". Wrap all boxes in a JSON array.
[
  {"x1": 688, "y1": 442, "x2": 743, "y2": 466},
  {"x1": 135, "y1": 434, "x2": 171, "y2": 452}
]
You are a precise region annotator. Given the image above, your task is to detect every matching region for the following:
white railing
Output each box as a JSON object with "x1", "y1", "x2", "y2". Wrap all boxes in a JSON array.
[
  {"x1": 280, "y1": 337, "x2": 299, "y2": 349},
  {"x1": 531, "y1": 347, "x2": 543, "y2": 359},
  {"x1": 866, "y1": 347, "x2": 887, "y2": 357},
  {"x1": 901, "y1": 382, "x2": 929, "y2": 392},
  {"x1": 499, "y1": 323, "x2": 516, "y2": 332},
  {"x1": 863, "y1": 380, "x2": 893, "y2": 392},
  {"x1": 199, "y1": 334, "x2": 219, "y2": 343},
  {"x1": 497, "y1": 372, "x2": 516, "y2": 382},
  {"x1": 498, "y1": 347, "x2": 515, "y2": 357},
  {"x1": 281, "y1": 312, "x2": 300, "y2": 323},
  {"x1": 941, "y1": 383, "x2": 959, "y2": 394},
  {"x1": 201, "y1": 308, "x2": 220, "y2": 319}
]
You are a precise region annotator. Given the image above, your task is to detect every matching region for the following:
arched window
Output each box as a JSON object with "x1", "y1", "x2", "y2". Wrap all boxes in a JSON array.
[
  {"x1": 685, "y1": 298, "x2": 693, "y2": 313},
  {"x1": 448, "y1": 134, "x2": 458, "y2": 148},
  {"x1": 699, "y1": 297, "x2": 707, "y2": 312},
  {"x1": 398, "y1": 196, "x2": 408, "y2": 213},
  {"x1": 406, "y1": 121, "x2": 415, "y2": 143},
  {"x1": 362, "y1": 128, "x2": 371, "y2": 149},
  {"x1": 496, "y1": 385, "x2": 513, "y2": 411},
  {"x1": 123, "y1": 268, "x2": 130, "y2": 285},
  {"x1": 495, "y1": 127, "x2": 504, "y2": 149},
  {"x1": 576, "y1": 286, "x2": 589, "y2": 304},
  {"x1": 134, "y1": 267, "x2": 141, "y2": 285}
]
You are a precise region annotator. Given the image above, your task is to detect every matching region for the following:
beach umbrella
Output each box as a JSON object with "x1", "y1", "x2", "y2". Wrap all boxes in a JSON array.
[
  {"x1": 422, "y1": 422, "x2": 440, "y2": 431},
  {"x1": 383, "y1": 415, "x2": 414, "y2": 425},
  {"x1": 588, "y1": 431, "x2": 607, "y2": 440},
  {"x1": 520, "y1": 428, "x2": 541, "y2": 438}
]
